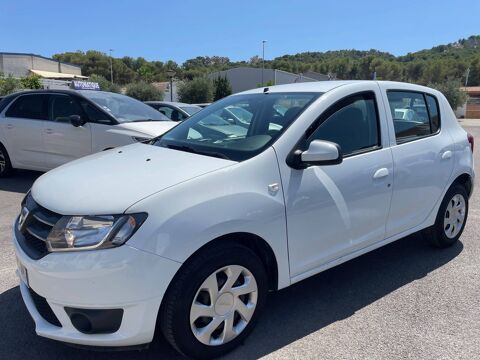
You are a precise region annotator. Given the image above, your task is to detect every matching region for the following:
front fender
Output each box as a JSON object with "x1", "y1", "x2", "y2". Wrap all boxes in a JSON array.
[{"x1": 126, "y1": 148, "x2": 291, "y2": 289}]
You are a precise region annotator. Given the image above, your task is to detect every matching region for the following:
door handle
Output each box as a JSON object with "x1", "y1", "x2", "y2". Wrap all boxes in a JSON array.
[
  {"x1": 373, "y1": 168, "x2": 389, "y2": 179},
  {"x1": 44, "y1": 128, "x2": 54, "y2": 134},
  {"x1": 6, "y1": 124, "x2": 14, "y2": 130},
  {"x1": 441, "y1": 150, "x2": 452, "y2": 160}
]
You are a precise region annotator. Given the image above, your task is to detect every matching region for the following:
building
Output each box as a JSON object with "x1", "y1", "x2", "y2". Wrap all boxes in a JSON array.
[
  {"x1": 460, "y1": 87, "x2": 480, "y2": 119},
  {"x1": 0, "y1": 52, "x2": 86, "y2": 87},
  {"x1": 208, "y1": 67, "x2": 328, "y2": 94}
]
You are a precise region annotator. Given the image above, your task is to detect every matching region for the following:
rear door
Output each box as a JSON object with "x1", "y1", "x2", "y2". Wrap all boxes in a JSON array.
[
  {"x1": 2, "y1": 94, "x2": 48, "y2": 170},
  {"x1": 379, "y1": 85, "x2": 454, "y2": 237},
  {"x1": 43, "y1": 94, "x2": 92, "y2": 169}
]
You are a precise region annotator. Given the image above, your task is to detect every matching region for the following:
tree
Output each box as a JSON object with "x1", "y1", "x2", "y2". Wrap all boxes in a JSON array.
[
  {"x1": 178, "y1": 78, "x2": 213, "y2": 103},
  {"x1": 0, "y1": 74, "x2": 22, "y2": 95},
  {"x1": 428, "y1": 80, "x2": 468, "y2": 110},
  {"x1": 20, "y1": 74, "x2": 42, "y2": 89},
  {"x1": 125, "y1": 82, "x2": 164, "y2": 101},
  {"x1": 88, "y1": 74, "x2": 121, "y2": 93},
  {"x1": 213, "y1": 76, "x2": 232, "y2": 101}
]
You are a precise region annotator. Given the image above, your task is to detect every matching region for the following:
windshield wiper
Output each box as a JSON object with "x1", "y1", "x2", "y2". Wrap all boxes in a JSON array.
[{"x1": 164, "y1": 143, "x2": 230, "y2": 160}]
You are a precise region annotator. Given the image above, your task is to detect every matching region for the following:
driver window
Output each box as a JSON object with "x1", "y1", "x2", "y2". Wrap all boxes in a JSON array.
[
  {"x1": 50, "y1": 95, "x2": 83, "y2": 122},
  {"x1": 309, "y1": 92, "x2": 380, "y2": 156}
]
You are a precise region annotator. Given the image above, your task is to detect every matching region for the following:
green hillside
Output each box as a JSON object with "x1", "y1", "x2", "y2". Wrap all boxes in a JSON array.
[{"x1": 53, "y1": 35, "x2": 480, "y2": 86}]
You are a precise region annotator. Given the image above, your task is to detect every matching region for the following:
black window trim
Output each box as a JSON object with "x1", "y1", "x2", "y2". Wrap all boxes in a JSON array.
[
  {"x1": 386, "y1": 89, "x2": 442, "y2": 146},
  {"x1": 287, "y1": 90, "x2": 383, "y2": 168}
]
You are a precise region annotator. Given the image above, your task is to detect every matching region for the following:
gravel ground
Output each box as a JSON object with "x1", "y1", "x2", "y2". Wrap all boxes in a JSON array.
[{"x1": 0, "y1": 125, "x2": 479, "y2": 360}]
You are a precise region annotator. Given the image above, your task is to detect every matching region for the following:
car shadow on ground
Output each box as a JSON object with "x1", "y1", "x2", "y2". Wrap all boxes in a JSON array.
[
  {"x1": 0, "y1": 232, "x2": 463, "y2": 360},
  {"x1": 0, "y1": 170, "x2": 42, "y2": 194}
]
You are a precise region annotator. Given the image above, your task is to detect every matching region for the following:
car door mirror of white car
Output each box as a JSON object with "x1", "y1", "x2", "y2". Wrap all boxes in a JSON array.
[
  {"x1": 289, "y1": 140, "x2": 343, "y2": 169},
  {"x1": 69, "y1": 114, "x2": 87, "y2": 127}
]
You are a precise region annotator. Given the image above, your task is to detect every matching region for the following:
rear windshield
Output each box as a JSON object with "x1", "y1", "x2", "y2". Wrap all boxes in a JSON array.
[{"x1": 154, "y1": 92, "x2": 320, "y2": 161}]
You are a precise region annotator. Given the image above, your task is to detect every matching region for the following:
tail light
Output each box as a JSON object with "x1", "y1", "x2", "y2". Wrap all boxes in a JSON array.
[{"x1": 467, "y1": 133, "x2": 474, "y2": 153}]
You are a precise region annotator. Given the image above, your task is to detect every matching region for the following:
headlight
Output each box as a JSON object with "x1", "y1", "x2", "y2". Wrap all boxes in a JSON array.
[
  {"x1": 46, "y1": 213, "x2": 147, "y2": 252},
  {"x1": 132, "y1": 136, "x2": 152, "y2": 143}
]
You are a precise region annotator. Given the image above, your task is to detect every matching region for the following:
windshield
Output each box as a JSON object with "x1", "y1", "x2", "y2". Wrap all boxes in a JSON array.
[
  {"x1": 154, "y1": 92, "x2": 320, "y2": 161},
  {"x1": 180, "y1": 106, "x2": 202, "y2": 116},
  {"x1": 79, "y1": 91, "x2": 170, "y2": 123}
]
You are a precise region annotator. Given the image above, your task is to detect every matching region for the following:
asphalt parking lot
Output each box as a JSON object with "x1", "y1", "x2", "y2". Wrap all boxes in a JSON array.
[{"x1": 0, "y1": 124, "x2": 479, "y2": 360}]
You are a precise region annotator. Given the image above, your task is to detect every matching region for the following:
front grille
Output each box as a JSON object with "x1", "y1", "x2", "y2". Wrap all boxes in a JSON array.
[
  {"x1": 16, "y1": 193, "x2": 62, "y2": 260},
  {"x1": 28, "y1": 287, "x2": 62, "y2": 327}
]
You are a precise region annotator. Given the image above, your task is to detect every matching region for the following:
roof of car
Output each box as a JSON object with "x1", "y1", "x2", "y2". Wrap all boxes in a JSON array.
[
  {"x1": 2, "y1": 89, "x2": 116, "y2": 98},
  {"x1": 145, "y1": 101, "x2": 200, "y2": 107},
  {"x1": 237, "y1": 80, "x2": 436, "y2": 95}
]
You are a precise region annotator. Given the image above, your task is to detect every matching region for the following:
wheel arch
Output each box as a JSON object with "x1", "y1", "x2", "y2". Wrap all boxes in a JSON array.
[{"x1": 450, "y1": 173, "x2": 473, "y2": 197}]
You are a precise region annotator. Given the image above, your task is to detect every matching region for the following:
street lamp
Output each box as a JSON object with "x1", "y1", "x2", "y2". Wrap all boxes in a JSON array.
[
  {"x1": 262, "y1": 40, "x2": 267, "y2": 86},
  {"x1": 109, "y1": 49, "x2": 114, "y2": 84},
  {"x1": 166, "y1": 70, "x2": 176, "y2": 101}
]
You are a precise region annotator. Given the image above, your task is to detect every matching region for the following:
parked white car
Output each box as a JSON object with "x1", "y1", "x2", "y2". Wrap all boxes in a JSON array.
[
  {"x1": 0, "y1": 90, "x2": 176, "y2": 174},
  {"x1": 14, "y1": 81, "x2": 474, "y2": 358}
]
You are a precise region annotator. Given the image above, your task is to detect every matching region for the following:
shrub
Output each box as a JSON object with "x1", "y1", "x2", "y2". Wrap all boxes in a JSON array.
[
  {"x1": 88, "y1": 74, "x2": 121, "y2": 93},
  {"x1": 178, "y1": 77, "x2": 213, "y2": 103},
  {"x1": 125, "y1": 81, "x2": 163, "y2": 101},
  {"x1": 428, "y1": 80, "x2": 468, "y2": 110},
  {"x1": 0, "y1": 74, "x2": 22, "y2": 95},
  {"x1": 213, "y1": 76, "x2": 232, "y2": 101},
  {"x1": 20, "y1": 74, "x2": 42, "y2": 89}
]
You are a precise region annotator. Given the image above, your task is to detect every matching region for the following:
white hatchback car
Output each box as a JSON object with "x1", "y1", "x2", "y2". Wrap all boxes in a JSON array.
[
  {"x1": 0, "y1": 90, "x2": 176, "y2": 174},
  {"x1": 13, "y1": 81, "x2": 474, "y2": 358}
]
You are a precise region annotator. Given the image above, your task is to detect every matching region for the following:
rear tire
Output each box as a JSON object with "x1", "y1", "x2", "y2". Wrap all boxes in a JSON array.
[
  {"x1": 0, "y1": 143, "x2": 13, "y2": 178},
  {"x1": 424, "y1": 184, "x2": 469, "y2": 248},
  {"x1": 160, "y1": 243, "x2": 268, "y2": 359}
]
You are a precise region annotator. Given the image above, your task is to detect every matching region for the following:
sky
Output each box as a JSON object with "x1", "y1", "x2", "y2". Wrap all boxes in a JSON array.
[{"x1": 1, "y1": 0, "x2": 479, "y2": 64}]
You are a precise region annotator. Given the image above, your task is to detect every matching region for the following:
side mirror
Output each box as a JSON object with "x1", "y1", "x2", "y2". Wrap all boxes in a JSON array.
[
  {"x1": 288, "y1": 140, "x2": 343, "y2": 169},
  {"x1": 69, "y1": 114, "x2": 86, "y2": 127}
]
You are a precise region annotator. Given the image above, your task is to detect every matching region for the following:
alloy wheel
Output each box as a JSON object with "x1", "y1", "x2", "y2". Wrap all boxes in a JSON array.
[
  {"x1": 0, "y1": 149, "x2": 5, "y2": 174},
  {"x1": 443, "y1": 193, "x2": 466, "y2": 239},
  {"x1": 190, "y1": 265, "x2": 258, "y2": 346}
]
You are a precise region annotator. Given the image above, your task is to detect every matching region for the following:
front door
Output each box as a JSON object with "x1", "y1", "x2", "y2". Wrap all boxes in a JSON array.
[
  {"x1": 43, "y1": 94, "x2": 92, "y2": 169},
  {"x1": 278, "y1": 90, "x2": 394, "y2": 280}
]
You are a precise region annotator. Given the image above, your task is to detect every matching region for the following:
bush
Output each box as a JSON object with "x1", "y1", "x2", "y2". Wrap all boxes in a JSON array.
[
  {"x1": 213, "y1": 76, "x2": 232, "y2": 101},
  {"x1": 0, "y1": 74, "x2": 22, "y2": 95},
  {"x1": 178, "y1": 77, "x2": 213, "y2": 103},
  {"x1": 88, "y1": 74, "x2": 121, "y2": 93},
  {"x1": 125, "y1": 81, "x2": 163, "y2": 101},
  {"x1": 428, "y1": 80, "x2": 468, "y2": 110},
  {"x1": 20, "y1": 74, "x2": 42, "y2": 89}
]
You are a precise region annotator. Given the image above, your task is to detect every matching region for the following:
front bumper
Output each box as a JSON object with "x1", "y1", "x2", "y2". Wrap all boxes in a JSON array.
[{"x1": 13, "y1": 225, "x2": 181, "y2": 347}]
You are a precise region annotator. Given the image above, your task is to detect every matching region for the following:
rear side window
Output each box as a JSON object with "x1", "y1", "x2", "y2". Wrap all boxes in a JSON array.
[
  {"x1": 309, "y1": 92, "x2": 380, "y2": 156},
  {"x1": 387, "y1": 91, "x2": 441, "y2": 143},
  {"x1": 5, "y1": 94, "x2": 49, "y2": 120}
]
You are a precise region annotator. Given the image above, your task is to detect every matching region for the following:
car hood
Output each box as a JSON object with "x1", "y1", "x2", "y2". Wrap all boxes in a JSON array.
[
  {"x1": 31, "y1": 143, "x2": 235, "y2": 215},
  {"x1": 116, "y1": 121, "x2": 177, "y2": 137}
]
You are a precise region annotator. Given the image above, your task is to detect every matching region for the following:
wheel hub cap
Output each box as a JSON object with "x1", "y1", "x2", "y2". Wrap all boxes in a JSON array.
[
  {"x1": 443, "y1": 193, "x2": 466, "y2": 239},
  {"x1": 214, "y1": 293, "x2": 234, "y2": 315},
  {"x1": 190, "y1": 265, "x2": 258, "y2": 346}
]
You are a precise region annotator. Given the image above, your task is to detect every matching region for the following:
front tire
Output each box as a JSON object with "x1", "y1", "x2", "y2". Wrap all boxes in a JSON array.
[
  {"x1": 424, "y1": 184, "x2": 469, "y2": 248},
  {"x1": 160, "y1": 243, "x2": 268, "y2": 359},
  {"x1": 0, "y1": 143, "x2": 13, "y2": 177}
]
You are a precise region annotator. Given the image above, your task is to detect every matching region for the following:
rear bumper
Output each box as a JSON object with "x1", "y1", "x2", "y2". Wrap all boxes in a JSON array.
[{"x1": 13, "y1": 225, "x2": 181, "y2": 347}]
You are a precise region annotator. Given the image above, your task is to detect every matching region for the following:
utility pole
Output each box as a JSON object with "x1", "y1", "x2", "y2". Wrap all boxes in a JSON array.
[
  {"x1": 109, "y1": 49, "x2": 114, "y2": 84},
  {"x1": 262, "y1": 40, "x2": 267, "y2": 86},
  {"x1": 166, "y1": 70, "x2": 176, "y2": 101},
  {"x1": 465, "y1": 68, "x2": 470, "y2": 87}
]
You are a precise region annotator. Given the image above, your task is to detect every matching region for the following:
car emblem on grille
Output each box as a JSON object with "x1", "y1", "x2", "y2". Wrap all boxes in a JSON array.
[{"x1": 18, "y1": 207, "x2": 30, "y2": 230}]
